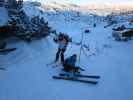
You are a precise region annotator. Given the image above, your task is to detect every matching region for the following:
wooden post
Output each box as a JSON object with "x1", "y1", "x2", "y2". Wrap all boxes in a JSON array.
[{"x1": 78, "y1": 31, "x2": 84, "y2": 65}]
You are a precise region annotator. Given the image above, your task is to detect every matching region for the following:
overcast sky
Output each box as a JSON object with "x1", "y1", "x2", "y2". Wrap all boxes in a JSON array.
[
  {"x1": 25, "y1": 0, "x2": 133, "y2": 5},
  {"x1": 69, "y1": 0, "x2": 133, "y2": 4}
]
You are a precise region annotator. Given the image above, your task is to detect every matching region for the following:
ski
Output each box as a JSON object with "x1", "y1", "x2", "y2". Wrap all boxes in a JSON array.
[
  {"x1": 46, "y1": 61, "x2": 57, "y2": 67},
  {"x1": 47, "y1": 61, "x2": 62, "y2": 68},
  {"x1": 53, "y1": 76, "x2": 98, "y2": 84},
  {"x1": 46, "y1": 62, "x2": 55, "y2": 66},
  {"x1": 0, "y1": 67, "x2": 6, "y2": 70},
  {"x1": 0, "y1": 48, "x2": 17, "y2": 54},
  {"x1": 59, "y1": 73, "x2": 100, "y2": 79}
]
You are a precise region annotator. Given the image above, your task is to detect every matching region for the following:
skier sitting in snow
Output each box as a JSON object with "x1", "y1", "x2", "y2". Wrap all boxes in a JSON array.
[
  {"x1": 54, "y1": 33, "x2": 70, "y2": 64},
  {"x1": 63, "y1": 54, "x2": 84, "y2": 73}
]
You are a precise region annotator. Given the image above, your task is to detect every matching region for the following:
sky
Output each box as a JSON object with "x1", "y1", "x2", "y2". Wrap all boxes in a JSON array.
[
  {"x1": 69, "y1": 0, "x2": 133, "y2": 4},
  {"x1": 24, "y1": 0, "x2": 133, "y2": 5}
]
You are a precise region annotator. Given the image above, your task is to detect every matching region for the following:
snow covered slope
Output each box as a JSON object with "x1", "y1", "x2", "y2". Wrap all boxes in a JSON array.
[
  {"x1": 0, "y1": 7, "x2": 8, "y2": 26},
  {"x1": 0, "y1": 2, "x2": 133, "y2": 100}
]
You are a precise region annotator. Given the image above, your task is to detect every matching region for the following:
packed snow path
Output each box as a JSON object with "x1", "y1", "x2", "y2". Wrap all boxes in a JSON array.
[{"x1": 0, "y1": 23, "x2": 133, "y2": 100}]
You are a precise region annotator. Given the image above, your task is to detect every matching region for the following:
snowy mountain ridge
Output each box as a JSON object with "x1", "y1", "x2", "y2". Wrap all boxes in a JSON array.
[{"x1": 39, "y1": 1, "x2": 133, "y2": 16}]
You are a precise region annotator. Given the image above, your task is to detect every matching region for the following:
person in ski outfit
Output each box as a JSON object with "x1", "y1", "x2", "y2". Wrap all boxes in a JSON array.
[
  {"x1": 55, "y1": 33, "x2": 69, "y2": 64},
  {"x1": 63, "y1": 54, "x2": 84, "y2": 73}
]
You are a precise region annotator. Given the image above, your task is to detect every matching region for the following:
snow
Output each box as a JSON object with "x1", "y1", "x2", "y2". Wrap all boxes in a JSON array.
[
  {"x1": 0, "y1": 7, "x2": 8, "y2": 26},
  {"x1": 0, "y1": 2, "x2": 133, "y2": 100}
]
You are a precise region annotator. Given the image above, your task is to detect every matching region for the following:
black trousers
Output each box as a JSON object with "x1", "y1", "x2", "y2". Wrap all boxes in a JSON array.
[
  {"x1": 55, "y1": 48, "x2": 66, "y2": 63},
  {"x1": 63, "y1": 63, "x2": 80, "y2": 73}
]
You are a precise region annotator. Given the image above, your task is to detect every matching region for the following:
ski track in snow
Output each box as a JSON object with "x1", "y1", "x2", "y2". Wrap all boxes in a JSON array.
[{"x1": 0, "y1": 3, "x2": 133, "y2": 100}]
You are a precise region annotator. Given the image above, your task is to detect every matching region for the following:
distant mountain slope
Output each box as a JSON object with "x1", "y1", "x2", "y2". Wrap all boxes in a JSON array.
[{"x1": 37, "y1": 1, "x2": 133, "y2": 15}]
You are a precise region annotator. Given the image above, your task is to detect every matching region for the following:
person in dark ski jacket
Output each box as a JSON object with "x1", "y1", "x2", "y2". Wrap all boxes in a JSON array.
[
  {"x1": 54, "y1": 33, "x2": 69, "y2": 64},
  {"x1": 63, "y1": 54, "x2": 84, "y2": 73}
]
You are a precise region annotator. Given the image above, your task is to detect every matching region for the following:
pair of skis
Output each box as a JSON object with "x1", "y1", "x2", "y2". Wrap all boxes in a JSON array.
[
  {"x1": 53, "y1": 73, "x2": 100, "y2": 84},
  {"x1": 47, "y1": 61, "x2": 100, "y2": 84}
]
